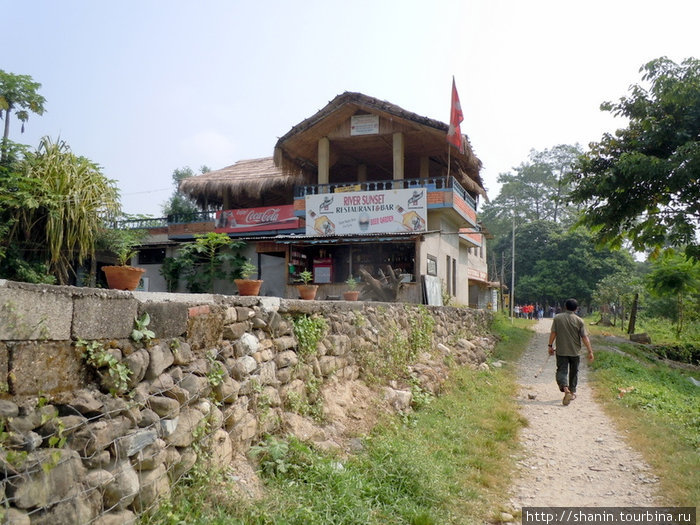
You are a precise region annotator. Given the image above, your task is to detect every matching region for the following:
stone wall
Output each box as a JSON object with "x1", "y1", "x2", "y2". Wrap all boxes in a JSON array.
[{"x1": 0, "y1": 280, "x2": 495, "y2": 524}]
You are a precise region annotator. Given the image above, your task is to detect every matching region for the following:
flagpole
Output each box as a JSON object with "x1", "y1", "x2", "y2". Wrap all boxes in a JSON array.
[{"x1": 447, "y1": 144, "x2": 451, "y2": 177}]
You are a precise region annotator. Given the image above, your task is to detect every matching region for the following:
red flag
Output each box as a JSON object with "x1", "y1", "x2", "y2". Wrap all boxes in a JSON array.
[{"x1": 447, "y1": 77, "x2": 464, "y2": 152}]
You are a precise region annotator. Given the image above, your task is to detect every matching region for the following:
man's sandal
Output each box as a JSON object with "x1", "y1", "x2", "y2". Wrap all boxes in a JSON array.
[{"x1": 563, "y1": 389, "x2": 573, "y2": 406}]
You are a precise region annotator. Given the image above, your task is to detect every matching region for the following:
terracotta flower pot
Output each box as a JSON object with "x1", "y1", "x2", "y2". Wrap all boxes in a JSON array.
[
  {"x1": 103, "y1": 265, "x2": 145, "y2": 291},
  {"x1": 235, "y1": 279, "x2": 263, "y2": 296},
  {"x1": 343, "y1": 291, "x2": 360, "y2": 301},
  {"x1": 296, "y1": 284, "x2": 318, "y2": 300}
]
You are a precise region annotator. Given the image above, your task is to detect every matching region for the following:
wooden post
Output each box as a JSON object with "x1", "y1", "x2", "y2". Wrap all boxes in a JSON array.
[
  {"x1": 419, "y1": 156, "x2": 429, "y2": 179},
  {"x1": 357, "y1": 163, "x2": 367, "y2": 182},
  {"x1": 318, "y1": 137, "x2": 330, "y2": 186},
  {"x1": 392, "y1": 132, "x2": 404, "y2": 184}
]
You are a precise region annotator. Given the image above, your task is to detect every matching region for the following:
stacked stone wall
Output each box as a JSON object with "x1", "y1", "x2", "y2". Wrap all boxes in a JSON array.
[{"x1": 0, "y1": 280, "x2": 494, "y2": 524}]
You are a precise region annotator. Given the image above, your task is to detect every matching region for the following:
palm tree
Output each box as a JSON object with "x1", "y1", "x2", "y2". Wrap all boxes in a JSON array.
[{"x1": 18, "y1": 137, "x2": 121, "y2": 284}]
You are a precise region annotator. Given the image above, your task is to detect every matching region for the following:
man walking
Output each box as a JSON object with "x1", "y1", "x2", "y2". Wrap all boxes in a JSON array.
[{"x1": 547, "y1": 298, "x2": 594, "y2": 405}]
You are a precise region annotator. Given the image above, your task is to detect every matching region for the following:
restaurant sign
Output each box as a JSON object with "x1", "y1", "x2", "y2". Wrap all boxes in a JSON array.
[
  {"x1": 215, "y1": 205, "x2": 299, "y2": 233},
  {"x1": 305, "y1": 188, "x2": 427, "y2": 236}
]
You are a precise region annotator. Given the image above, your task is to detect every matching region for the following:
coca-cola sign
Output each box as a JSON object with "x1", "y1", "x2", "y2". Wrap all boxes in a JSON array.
[{"x1": 215, "y1": 205, "x2": 299, "y2": 233}]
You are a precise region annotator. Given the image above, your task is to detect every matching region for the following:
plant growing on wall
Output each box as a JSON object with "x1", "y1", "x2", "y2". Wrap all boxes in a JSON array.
[
  {"x1": 292, "y1": 314, "x2": 327, "y2": 360},
  {"x1": 131, "y1": 313, "x2": 155, "y2": 344},
  {"x1": 76, "y1": 339, "x2": 132, "y2": 395}
]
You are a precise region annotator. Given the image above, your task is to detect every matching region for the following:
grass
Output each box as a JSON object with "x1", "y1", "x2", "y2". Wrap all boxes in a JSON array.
[
  {"x1": 140, "y1": 314, "x2": 535, "y2": 525},
  {"x1": 586, "y1": 315, "x2": 700, "y2": 347},
  {"x1": 588, "y1": 340, "x2": 700, "y2": 506}
]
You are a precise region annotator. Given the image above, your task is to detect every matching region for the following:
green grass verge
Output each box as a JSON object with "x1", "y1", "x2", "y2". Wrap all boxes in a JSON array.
[
  {"x1": 140, "y1": 316, "x2": 534, "y2": 525},
  {"x1": 588, "y1": 344, "x2": 700, "y2": 506}
]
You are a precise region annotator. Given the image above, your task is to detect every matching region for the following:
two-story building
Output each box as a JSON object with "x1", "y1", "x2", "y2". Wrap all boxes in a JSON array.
[{"x1": 133, "y1": 92, "x2": 494, "y2": 306}]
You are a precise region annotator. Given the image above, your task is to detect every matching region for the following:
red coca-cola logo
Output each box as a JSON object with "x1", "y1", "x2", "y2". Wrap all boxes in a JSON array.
[{"x1": 245, "y1": 208, "x2": 280, "y2": 224}]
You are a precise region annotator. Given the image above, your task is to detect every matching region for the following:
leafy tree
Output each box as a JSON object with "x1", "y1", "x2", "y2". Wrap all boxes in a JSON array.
[
  {"x1": 646, "y1": 253, "x2": 700, "y2": 337},
  {"x1": 2, "y1": 137, "x2": 120, "y2": 284},
  {"x1": 570, "y1": 57, "x2": 700, "y2": 259},
  {"x1": 479, "y1": 144, "x2": 582, "y2": 239},
  {"x1": 162, "y1": 165, "x2": 210, "y2": 219},
  {"x1": 0, "y1": 70, "x2": 46, "y2": 163},
  {"x1": 494, "y1": 221, "x2": 635, "y2": 307},
  {"x1": 592, "y1": 271, "x2": 644, "y2": 330}
]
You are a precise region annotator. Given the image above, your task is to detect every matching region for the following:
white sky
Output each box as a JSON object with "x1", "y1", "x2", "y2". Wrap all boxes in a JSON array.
[{"x1": 3, "y1": 0, "x2": 698, "y2": 216}]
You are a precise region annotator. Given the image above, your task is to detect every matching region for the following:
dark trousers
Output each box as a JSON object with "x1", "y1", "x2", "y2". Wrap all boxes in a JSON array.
[{"x1": 556, "y1": 355, "x2": 580, "y2": 393}]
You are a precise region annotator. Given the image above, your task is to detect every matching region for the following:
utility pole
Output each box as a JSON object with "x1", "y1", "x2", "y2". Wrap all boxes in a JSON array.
[{"x1": 510, "y1": 213, "x2": 515, "y2": 325}]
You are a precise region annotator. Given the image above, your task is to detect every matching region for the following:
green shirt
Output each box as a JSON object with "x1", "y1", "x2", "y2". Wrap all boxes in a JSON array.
[{"x1": 551, "y1": 311, "x2": 587, "y2": 357}]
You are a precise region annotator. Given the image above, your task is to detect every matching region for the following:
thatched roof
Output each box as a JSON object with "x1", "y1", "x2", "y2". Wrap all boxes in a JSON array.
[
  {"x1": 274, "y1": 91, "x2": 486, "y2": 199},
  {"x1": 178, "y1": 157, "x2": 307, "y2": 209}
]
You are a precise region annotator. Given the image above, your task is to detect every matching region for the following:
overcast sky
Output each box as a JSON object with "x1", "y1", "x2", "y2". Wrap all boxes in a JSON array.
[{"x1": 3, "y1": 1, "x2": 698, "y2": 216}]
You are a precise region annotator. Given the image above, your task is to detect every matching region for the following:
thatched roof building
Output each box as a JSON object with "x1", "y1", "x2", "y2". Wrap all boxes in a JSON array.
[
  {"x1": 178, "y1": 157, "x2": 307, "y2": 209},
  {"x1": 274, "y1": 91, "x2": 486, "y2": 198},
  {"x1": 180, "y1": 91, "x2": 486, "y2": 209}
]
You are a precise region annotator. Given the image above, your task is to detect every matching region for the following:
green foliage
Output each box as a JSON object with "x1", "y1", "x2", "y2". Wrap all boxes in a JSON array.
[
  {"x1": 345, "y1": 275, "x2": 359, "y2": 290},
  {"x1": 494, "y1": 221, "x2": 636, "y2": 306},
  {"x1": 408, "y1": 305, "x2": 435, "y2": 355},
  {"x1": 0, "y1": 70, "x2": 46, "y2": 161},
  {"x1": 238, "y1": 259, "x2": 257, "y2": 279},
  {"x1": 592, "y1": 271, "x2": 645, "y2": 329},
  {"x1": 292, "y1": 314, "x2": 327, "y2": 360},
  {"x1": 570, "y1": 57, "x2": 700, "y2": 260},
  {"x1": 480, "y1": 144, "x2": 582, "y2": 239},
  {"x1": 170, "y1": 232, "x2": 246, "y2": 293},
  {"x1": 359, "y1": 309, "x2": 434, "y2": 384},
  {"x1": 0, "y1": 137, "x2": 121, "y2": 284},
  {"x1": 77, "y1": 339, "x2": 132, "y2": 395},
  {"x1": 97, "y1": 225, "x2": 148, "y2": 266},
  {"x1": 159, "y1": 256, "x2": 183, "y2": 292},
  {"x1": 161, "y1": 165, "x2": 211, "y2": 218},
  {"x1": 646, "y1": 253, "x2": 700, "y2": 336},
  {"x1": 131, "y1": 313, "x2": 156, "y2": 344},
  {"x1": 591, "y1": 350, "x2": 700, "y2": 464},
  {"x1": 296, "y1": 269, "x2": 313, "y2": 285},
  {"x1": 142, "y1": 321, "x2": 532, "y2": 525},
  {"x1": 206, "y1": 352, "x2": 226, "y2": 387}
]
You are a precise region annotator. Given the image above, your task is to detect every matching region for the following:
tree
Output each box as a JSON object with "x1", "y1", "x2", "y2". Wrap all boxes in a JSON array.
[
  {"x1": 646, "y1": 253, "x2": 700, "y2": 337},
  {"x1": 493, "y1": 221, "x2": 635, "y2": 307},
  {"x1": 570, "y1": 57, "x2": 700, "y2": 259},
  {"x1": 7, "y1": 137, "x2": 120, "y2": 284},
  {"x1": 591, "y1": 272, "x2": 644, "y2": 330},
  {"x1": 479, "y1": 144, "x2": 582, "y2": 239},
  {"x1": 162, "y1": 165, "x2": 210, "y2": 219},
  {"x1": 0, "y1": 70, "x2": 46, "y2": 163}
]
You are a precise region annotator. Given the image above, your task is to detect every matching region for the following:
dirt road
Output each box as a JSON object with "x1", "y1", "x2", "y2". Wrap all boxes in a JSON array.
[{"x1": 506, "y1": 318, "x2": 661, "y2": 511}]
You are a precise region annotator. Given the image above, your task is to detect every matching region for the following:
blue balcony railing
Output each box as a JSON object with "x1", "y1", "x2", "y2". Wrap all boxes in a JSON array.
[{"x1": 294, "y1": 176, "x2": 476, "y2": 211}]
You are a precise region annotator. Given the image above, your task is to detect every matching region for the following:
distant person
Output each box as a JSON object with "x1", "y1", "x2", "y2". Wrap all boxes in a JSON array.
[{"x1": 547, "y1": 298, "x2": 594, "y2": 405}]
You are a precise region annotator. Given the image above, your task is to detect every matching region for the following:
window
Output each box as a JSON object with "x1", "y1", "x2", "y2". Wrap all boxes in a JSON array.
[{"x1": 137, "y1": 248, "x2": 166, "y2": 265}]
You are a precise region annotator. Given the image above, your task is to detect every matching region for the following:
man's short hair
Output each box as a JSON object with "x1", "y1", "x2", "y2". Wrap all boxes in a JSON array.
[{"x1": 565, "y1": 298, "x2": 578, "y2": 311}]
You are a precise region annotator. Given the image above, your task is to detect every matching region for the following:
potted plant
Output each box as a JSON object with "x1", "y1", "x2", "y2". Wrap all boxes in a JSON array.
[
  {"x1": 296, "y1": 269, "x2": 318, "y2": 300},
  {"x1": 343, "y1": 276, "x2": 360, "y2": 301},
  {"x1": 234, "y1": 259, "x2": 263, "y2": 296},
  {"x1": 99, "y1": 227, "x2": 148, "y2": 291}
]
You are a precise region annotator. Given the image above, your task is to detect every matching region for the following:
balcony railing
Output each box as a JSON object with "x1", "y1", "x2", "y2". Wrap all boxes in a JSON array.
[
  {"x1": 167, "y1": 210, "x2": 217, "y2": 224},
  {"x1": 111, "y1": 177, "x2": 477, "y2": 231},
  {"x1": 294, "y1": 175, "x2": 477, "y2": 210}
]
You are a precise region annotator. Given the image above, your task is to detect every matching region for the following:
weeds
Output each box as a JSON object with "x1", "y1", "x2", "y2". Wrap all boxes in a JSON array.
[
  {"x1": 589, "y1": 347, "x2": 700, "y2": 505},
  {"x1": 292, "y1": 314, "x2": 327, "y2": 360},
  {"x1": 141, "y1": 315, "x2": 533, "y2": 525}
]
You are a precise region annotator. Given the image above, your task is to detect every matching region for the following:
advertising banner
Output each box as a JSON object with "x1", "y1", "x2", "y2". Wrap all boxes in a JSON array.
[
  {"x1": 305, "y1": 188, "x2": 427, "y2": 236},
  {"x1": 214, "y1": 205, "x2": 299, "y2": 233}
]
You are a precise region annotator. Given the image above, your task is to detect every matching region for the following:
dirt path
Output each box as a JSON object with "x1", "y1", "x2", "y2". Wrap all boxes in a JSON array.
[{"x1": 506, "y1": 318, "x2": 661, "y2": 511}]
